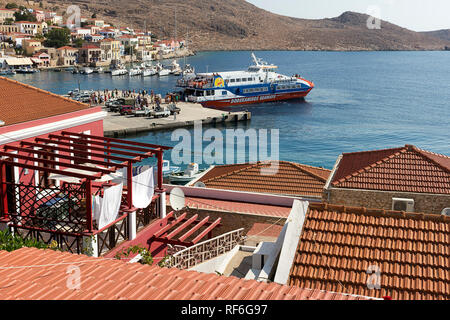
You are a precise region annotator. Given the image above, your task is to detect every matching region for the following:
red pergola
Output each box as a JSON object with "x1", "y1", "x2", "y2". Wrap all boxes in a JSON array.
[
  {"x1": 150, "y1": 211, "x2": 222, "y2": 248},
  {"x1": 0, "y1": 132, "x2": 172, "y2": 241}
]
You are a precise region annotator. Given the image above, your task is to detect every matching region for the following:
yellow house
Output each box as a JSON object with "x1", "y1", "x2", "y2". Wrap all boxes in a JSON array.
[
  {"x1": 22, "y1": 39, "x2": 43, "y2": 56},
  {"x1": 0, "y1": 9, "x2": 15, "y2": 23},
  {"x1": 0, "y1": 24, "x2": 19, "y2": 34},
  {"x1": 99, "y1": 38, "x2": 121, "y2": 63}
]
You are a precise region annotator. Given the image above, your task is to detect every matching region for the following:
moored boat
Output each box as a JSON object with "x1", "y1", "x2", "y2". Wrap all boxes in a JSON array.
[
  {"x1": 111, "y1": 68, "x2": 128, "y2": 76},
  {"x1": 169, "y1": 163, "x2": 206, "y2": 184},
  {"x1": 0, "y1": 69, "x2": 16, "y2": 75},
  {"x1": 177, "y1": 53, "x2": 314, "y2": 108},
  {"x1": 129, "y1": 67, "x2": 143, "y2": 76},
  {"x1": 80, "y1": 67, "x2": 94, "y2": 74}
]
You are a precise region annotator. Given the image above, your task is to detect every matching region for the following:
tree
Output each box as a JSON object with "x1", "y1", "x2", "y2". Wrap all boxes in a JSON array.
[
  {"x1": 14, "y1": 10, "x2": 37, "y2": 22},
  {"x1": 73, "y1": 38, "x2": 84, "y2": 48},
  {"x1": 44, "y1": 27, "x2": 71, "y2": 48},
  {"x1": 5, "y1": 3, "x2": 18, "y2": 9},
  {"x1": 4, "y1": 18, "x2": 14, "y2": 25}
]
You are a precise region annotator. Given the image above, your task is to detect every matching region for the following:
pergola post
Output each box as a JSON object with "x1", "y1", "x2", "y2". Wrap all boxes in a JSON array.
[
  {"x1": 128, "y1": 210, "x2": 137, "y2": 240},
  {"x1": 156, "y1": 149, "x2": 166, "y2": 219},
  {"x1": 127, "y1": 161, "x2": 133, "y2": 209},
  {"x1": 0, "y1": 161, "x2": 8, "y2": 220},
  {"x1": 85, "y1": 178, "x2": 93, "y2": 232}
]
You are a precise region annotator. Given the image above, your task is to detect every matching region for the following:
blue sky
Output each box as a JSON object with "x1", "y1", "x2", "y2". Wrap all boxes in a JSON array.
[{"x1": 246, "y1": 0, "x2": 450, "y2": 32}]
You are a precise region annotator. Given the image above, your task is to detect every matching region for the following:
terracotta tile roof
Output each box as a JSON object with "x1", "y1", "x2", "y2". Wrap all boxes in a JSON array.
[
  {"x1": 289, "y1": 202, "x2": 450, "y2": 300},
  {"x1": 199, "y1": 161, "x2": 331, "y2": 198},
  {"x1": 331, "y1": 145, "x2": 450, "y2": 194},
  {"x1": 56, "y1": 46, "x2": 78, "y2": 51},
  {"x1": 167, "y1": 195, "x2": 292, "y2": 218},
  {"x1": 0, "y1": 77, "x2": 89, "y2": 126},
  {"x1": 81, "y1": 44, "x2": 100, "y2": 49},
  {"x1": 0, "y1": 248, "x2": 371, "y2": 300}
]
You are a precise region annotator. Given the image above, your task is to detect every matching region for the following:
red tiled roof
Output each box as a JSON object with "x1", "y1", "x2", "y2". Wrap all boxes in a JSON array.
[
  {"x1": 331, "y1": 145, "x2": 450, "y2": 194},
  {"x1": 0, "y1": 248, "x2": 370, "y2": 300},
  {"x1": 0, "y1": 77, "x2": 89, "y2": 126},
  {"x1": 81, "y1": 44, "x2": 100, "y2": 49},
  {"x1": 199, "y1": 161, "x2": 331, "y2": 198},
  {"x1": 167, "y1": 195, "x2": 292, "y2": 218},
  {"x1": 57, "y1": 46, "x2": 78, "y2": 51},
  {"x1": 289, "y1": 202, "x2": 450, "y2": 300}
]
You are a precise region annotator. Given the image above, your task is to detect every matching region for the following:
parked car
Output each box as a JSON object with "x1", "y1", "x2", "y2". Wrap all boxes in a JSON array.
[
  {"x1": 150, "y1": 106, "x2": 170, "y2": 118},
  {"x1": 120, "y1": 105, "x2": 134, "y2": 116},
  {"x1": 107, "y1": 100, "x2": 123, "y2": 112},
  {"x1": 133, "y1": 107, "x2": 151, "y2": 117},
  {"x1": 76, "y1": 94, "x2": 91, "y2": 103}
]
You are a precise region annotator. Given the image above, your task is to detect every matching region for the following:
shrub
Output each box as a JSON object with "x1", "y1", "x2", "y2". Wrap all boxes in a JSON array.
[{"x1": 0, "y1": 229, "x2": 57, "y2": 252}]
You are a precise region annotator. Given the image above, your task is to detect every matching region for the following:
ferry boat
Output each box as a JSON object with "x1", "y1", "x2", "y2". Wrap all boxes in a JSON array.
[{"x1": 177, "y1": 53, "x2": 314, "y2": 108}]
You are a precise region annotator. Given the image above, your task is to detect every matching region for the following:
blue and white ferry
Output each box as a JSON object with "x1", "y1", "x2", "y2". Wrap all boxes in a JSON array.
[{"x1": 177, "y1": 53, "x2": 314, "y2": 108}]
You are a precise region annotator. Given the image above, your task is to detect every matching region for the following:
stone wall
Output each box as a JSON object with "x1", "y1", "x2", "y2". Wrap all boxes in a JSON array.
[{"x1": 325, "y1": 188, "x2": 450, "y2": 215}]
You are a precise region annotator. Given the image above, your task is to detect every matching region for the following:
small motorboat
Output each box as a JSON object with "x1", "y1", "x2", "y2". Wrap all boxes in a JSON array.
[
  {"x1": 129, "y1": 67, "x2": 142, "y2": 76},
  {"x1": 183, "y1": 64, "x2": 195, "y2": 77},
  {"x1": 160, "y1": 160, "x2": 181, "y2": 177},
  {"x1": 169, "y1": 163, "x2": 207, "y2": 184},
  {"x1": 80, "y1": 67, "x2": 94, "y2": 75},
  {"x1": 142, "y1": 67, "x2": 157, "y2": 77},
  {"x1": 111, "y1": 68, "x2": 128, "y2": 76},
  {"x1": 170, "y1": 60, "x2": 182, "y2": 76},
  {"x1": 158, "y1": 68, "x2": 171, "y2": 76},
  {"x1": 93, "y1": 67, "x2": 104, "y2": 73},
  {"x1": 0, "y1": 69, "x2": 16, "y2": 75},
  {"x1": 17, "y1": 67, "x2": 37, "y2": 74}
]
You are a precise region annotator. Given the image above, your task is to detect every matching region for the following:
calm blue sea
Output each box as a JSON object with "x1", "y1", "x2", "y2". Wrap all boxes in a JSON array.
[{"x1": 7, "y1": 51, "x2": 450, "y2": 170}]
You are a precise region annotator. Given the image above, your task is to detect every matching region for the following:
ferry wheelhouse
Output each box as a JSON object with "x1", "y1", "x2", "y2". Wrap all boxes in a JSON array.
[{"x1": 177, "y1": 53, "x2": 314, "y2": 108}]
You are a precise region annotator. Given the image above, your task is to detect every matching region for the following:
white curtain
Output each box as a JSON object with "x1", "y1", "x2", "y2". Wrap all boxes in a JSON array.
[
  {"x1": 94, "y1": 183, "x2": 124, "y2": 230},
  {"x1": 132, "y1": 168, "x2": 154, "y2": 209}
]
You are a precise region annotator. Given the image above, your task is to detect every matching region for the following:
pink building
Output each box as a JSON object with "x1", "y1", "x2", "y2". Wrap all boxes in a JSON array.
[{"x1": 0, "y1": 77, "x2": 169, "y2": 255}]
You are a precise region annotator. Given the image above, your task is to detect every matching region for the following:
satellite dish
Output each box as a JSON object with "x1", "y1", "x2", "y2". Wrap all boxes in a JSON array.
[
  {"x1": 194, "y1": 181, "x2": 206, "y2": 188},
  {"x1": 170, "y1": 187, "x2": 185, "y2": 211}
]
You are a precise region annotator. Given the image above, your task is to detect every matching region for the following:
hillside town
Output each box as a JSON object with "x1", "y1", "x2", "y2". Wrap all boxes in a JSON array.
[{"x1": 0, "y1": 3, "x2": 190, "y2": 72}]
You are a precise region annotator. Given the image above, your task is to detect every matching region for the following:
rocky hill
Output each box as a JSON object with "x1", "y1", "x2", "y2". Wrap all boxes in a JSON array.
[
  {"x1": 7, "y1": 0, "x2": 450, "y2": 51},
  {"x1": 421, "y1": 29, "x2": 450, "y2": 43}
]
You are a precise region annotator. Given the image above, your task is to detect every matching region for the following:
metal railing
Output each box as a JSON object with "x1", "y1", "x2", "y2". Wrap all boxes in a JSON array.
[{"x1": 167, "y1": 228, "x2": 245, "y2": 269}]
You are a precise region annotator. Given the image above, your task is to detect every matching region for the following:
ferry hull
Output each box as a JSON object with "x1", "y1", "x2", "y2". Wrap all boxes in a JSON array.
[{"x1": 199, "y1": 90, "x2": 312, "y2": 108}]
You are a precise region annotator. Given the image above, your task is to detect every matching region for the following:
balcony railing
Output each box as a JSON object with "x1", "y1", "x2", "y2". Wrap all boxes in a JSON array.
[{"x1": 167, "y1": 228, "x2": 245, "y2": 269}]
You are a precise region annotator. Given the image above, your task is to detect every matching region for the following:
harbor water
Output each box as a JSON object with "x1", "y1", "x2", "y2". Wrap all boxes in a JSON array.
[{"x1": 7, "y1": 51, "x2": 450, "y2": 170}]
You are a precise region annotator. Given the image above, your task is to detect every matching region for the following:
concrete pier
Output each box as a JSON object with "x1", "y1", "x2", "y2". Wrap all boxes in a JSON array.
[{"x1": 103, "y1": 102, "x2": 251, "y2": 137}]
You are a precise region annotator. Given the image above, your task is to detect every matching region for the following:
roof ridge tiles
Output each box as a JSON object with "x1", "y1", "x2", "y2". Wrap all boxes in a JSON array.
[
  {"x1": 308, "y1": 203, "x2": 450, "y2": 224},
  {"x1": 341, "y1": 146, "x2": 405, "y2": 156},
  {"x1": 288, "y1": 162, "x2": 330, "y2": 182},
  {"x1": 411, "y1": 146, "x2": 450, "y2": 174}
]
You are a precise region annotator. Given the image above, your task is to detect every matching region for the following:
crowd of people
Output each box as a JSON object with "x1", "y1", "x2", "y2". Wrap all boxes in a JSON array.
[
  {"x1": 88, "y1": 88, "x2": 168, "y2": 107},
  {"x1": 87, "y1": 88, "x2": 183, "y2": 111}
]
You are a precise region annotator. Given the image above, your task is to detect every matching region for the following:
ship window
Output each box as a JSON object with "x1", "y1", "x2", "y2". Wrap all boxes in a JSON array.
[
  {"x1": 222, "y1": 91, "x2": 227, "y2": 95},
  {"x1": 248, "y1": 77, "x2": 252, "y2": 81},
  {"x1": 242, "y1": 78, "x2": 247, "y2": 82},
  {"x1": 230, "y1": 79, "x2": 235, "y2": 83}
]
